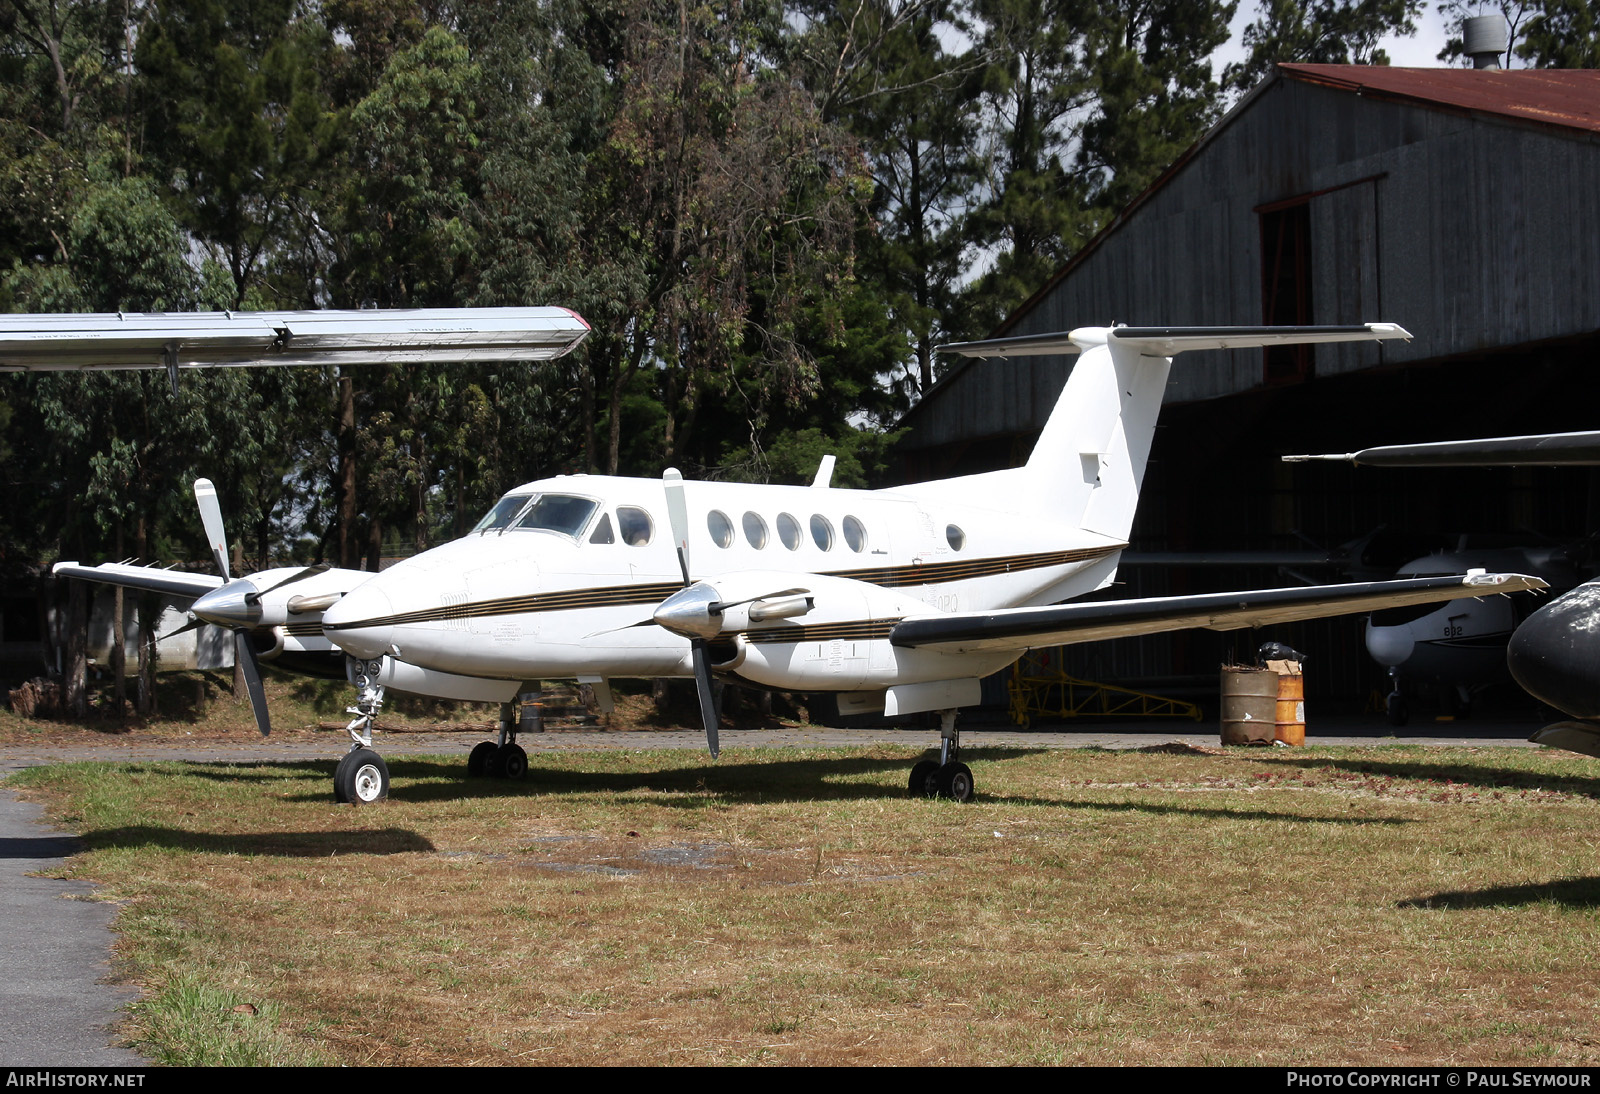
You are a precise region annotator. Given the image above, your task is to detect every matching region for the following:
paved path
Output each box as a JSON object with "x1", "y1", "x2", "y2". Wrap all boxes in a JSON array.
[
  {"x1": 0, "y1": 789, "x2": 147, "y2": 1066},
  {"x1": 0, "y1": 711, "x2": 1548, "y2": 1066}
]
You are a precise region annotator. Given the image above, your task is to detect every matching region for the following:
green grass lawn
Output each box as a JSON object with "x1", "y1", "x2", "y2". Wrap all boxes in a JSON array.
[{"x1": 10, "y1": 743, "x2": 1600, "y2": 1065}]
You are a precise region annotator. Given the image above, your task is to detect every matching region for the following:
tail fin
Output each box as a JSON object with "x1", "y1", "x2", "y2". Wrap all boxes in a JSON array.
[
  {"x1": 1024, "y1": 334, "x2": 1169, "y2": 543},
  {"x1": 939, "y1": 323, "x2": 1411, "y2": 542}
]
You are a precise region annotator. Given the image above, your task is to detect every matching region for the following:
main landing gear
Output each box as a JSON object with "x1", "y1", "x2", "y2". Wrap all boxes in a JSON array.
[
  {"x1": 467, "y1": 700, "x2": 530, "y2": 782},
  {"x1": 908, "y1": 710, "x2": 976, "y2": 803},
  {"x1": 336, "y1": 660, "x2": 391, "y2": 804}
]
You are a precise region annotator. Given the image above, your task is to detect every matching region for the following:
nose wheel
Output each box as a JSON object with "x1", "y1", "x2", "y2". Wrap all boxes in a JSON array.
[{"x1": 334, "y1": 748, "x2": 390, "y2": 804}]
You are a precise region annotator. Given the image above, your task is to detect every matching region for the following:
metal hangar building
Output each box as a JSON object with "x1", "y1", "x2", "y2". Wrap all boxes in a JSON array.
[{"x1": 894, "y1": 63, "x2": 1600, "y2": 714}]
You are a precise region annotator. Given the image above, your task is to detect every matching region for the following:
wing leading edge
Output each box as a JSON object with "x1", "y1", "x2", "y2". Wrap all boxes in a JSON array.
[
  {"x1": 890, "y1": 572, "x2": 1545, "y2": 655},
  {"x1": 939, "y1": 323, "x2": 1411, "y2": 359},
  {"x1": 0, "y1": 306, "x2": 591, "y2": 372},
  {"x1": 1284, "y1": 431, "x2": 1600, "y2": 468},
  {"x1": 52, "y1": 561, "x2": 224, "y2": 600}
]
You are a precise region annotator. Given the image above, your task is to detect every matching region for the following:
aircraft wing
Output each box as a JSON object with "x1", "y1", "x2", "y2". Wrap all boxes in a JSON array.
[
  {"x1": 940, "y1": 323, "x2": 1411, "y2": 359},
  {"x1": 889, "y1": 572, "x2": 1545, "y2": 655},
  {"x1": 52, "y1": 561, "x2": 224, "y2": 599},
  {"x1": 1284, "y1": 431, "x2": 1600, "y2": 468},
  {"x1": 0, "y1": 307, "x2": 590, "y2": 372}
]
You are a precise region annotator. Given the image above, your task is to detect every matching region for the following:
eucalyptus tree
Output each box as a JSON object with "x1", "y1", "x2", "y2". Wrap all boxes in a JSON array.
[{"x1": 1225, "y1": 0, "x2": 1422, "y2": 95}]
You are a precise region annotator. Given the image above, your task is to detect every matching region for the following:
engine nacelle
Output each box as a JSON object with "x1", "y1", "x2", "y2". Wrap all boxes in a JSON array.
[{"x1": 667, "y1": 570, "x2": 1017, "y2": 692}]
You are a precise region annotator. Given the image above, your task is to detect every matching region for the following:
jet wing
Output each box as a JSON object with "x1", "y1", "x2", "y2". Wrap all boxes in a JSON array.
[
  {"x1": 0, "y1": 307, "x2": 590, "y2": 372},
  {"x1": 889, "y1": 572, "x2": 1545, "y2": 655},
  {"x1": 1284, "y1": 431, "x2": 1600, "y2": 468},
  {"x1": 940, "y1": 323, "x2": 1411, "y2": 359},
  {"x1": 52, "y1": 561, "x2": 224, "y2": 599}
]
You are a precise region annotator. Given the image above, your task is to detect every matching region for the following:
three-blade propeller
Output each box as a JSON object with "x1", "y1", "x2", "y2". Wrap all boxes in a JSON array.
[
  {"x1": 185, "y1": 479, "x2": 329, "y2": 737},
  {"x1": 663, "y1": 469, "x2": 721, "y2": 759}
]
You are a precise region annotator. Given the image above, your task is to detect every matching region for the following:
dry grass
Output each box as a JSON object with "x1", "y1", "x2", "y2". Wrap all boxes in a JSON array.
[{"x1": 11, "y1": 744, "x2": 1600, "y2": 1065}]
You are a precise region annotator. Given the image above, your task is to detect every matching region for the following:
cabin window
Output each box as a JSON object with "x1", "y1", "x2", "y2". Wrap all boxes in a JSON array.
[
  {"x1": 708, "y1": 510, "x2": 734, "y2": 548},
  {"x1": 617, "y1": 507, "x2": 654, "y2": 546},
  {"x1": 472, "y1": 492, "x2": 533, "y2": 533},
  {"x1": 777, "y1": 513, "x2": 802, "y2": 551},
  {"x1": 742, "y1": 511, "x2": 769, "y2": 549},
  {"x1": 810, "y1": 514, "x2": 834, "y2": 551},
  {"x1": 588, "y1": 513, "x2": 615, "y2": 544},
  {"x1": 946, "y1": 524, "x2": 966, "y2": 551},
  {"x1": 843, "y1": 515, "x2": 867, "y2": 553},
  {"x1": 513, "y1": 494, "x2": 599, "y2": 538}
]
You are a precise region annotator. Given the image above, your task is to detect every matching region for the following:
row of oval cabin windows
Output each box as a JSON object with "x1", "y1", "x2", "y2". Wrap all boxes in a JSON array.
[{"x1": 481, "y1": 493, "x2": 966, "y2": 553}]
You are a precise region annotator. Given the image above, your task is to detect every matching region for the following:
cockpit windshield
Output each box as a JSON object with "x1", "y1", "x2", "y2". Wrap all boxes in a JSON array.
[
  {"x1": 512, "y1": 494, "x2": 600, "y2": 538},
  {"x1": 472, "y1": 493, "x2": 533, "y2": 534}
]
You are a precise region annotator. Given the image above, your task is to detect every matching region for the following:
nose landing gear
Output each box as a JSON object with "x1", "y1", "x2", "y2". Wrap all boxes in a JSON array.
[{"x1": 335, "y1": 658, "x2": 391, "y2": 803}]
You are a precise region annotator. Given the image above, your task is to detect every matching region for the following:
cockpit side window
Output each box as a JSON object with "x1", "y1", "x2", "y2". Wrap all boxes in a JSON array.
[
  {"x1": 513, "y1": 494, "x2": 600, "y2": 538},
  {"x1": 617, "y1": 507, "x2": 654, "y2": 546},
  {"x1": 589, "y1": 513, "x2": 616, "y2": 544},
  {"x1": 472, "y1": 493, "x2": 534, "y2": 534}
]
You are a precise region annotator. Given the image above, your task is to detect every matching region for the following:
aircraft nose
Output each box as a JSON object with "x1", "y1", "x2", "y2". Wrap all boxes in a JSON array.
[
  {"x1": 1364, "y1": 621, "x2": 1414, "y2": 668},
  {"x1": 320, "y1": 582, "x2": 396, "y2": 660},
  {"x1": 1507, "y1": 582, "x2": 1600, "y2": 719}
]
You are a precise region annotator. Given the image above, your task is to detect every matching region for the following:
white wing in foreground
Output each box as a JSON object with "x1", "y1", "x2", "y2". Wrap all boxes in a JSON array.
[{"x1": 0, "y1": 307, "x2": 590, "y2": 372}]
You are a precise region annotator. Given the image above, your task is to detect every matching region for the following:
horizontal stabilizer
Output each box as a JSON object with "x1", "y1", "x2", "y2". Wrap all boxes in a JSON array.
[
  {"x1": 1285, "y1": 431, "x2": 1600, "y2": 468},
  {"x1": 0, "y1": 307, "x2": 590, "y2": 371},
  {"x1": 52, "y1": 561, "x2": 224, "y2": 599},
  {"x1": 940, "y1": 323, "x2": 1410, "y2": 359},
  {"x1": 890, "y1": 572, "x2": 1545, "y2": 654}
]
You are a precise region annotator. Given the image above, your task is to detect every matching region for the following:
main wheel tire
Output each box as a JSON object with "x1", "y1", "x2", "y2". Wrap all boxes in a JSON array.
[
  {"x1": 936, "y1": 761, "x2": 975, "y2": 803},
  {"x1": 333, "y1": 750, "x2": 358, "y2": 803},
  {"x1": 336, "y1": 748, "x2": 390, "y2": 804},
  {"x1": 499, "y1": 743, "x2": 528, "y2": 781},
  {"x1": 467, "y1": 741, "x2": 497, "y2": 777},
  {"x1": 909, "y1": 759, "x2": 940, "y2": 798}
]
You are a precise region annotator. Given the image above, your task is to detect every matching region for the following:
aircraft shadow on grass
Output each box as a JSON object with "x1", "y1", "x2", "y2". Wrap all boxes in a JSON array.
[
  {"x1": 79, "y1": 824, "x2": 434, "y2": 857},
  {"x1": 1235, "y1": 754, "x2": 1600, "y2": 801},
  {"x1": 1398, "y1": 876, "x2": 1600, "y2": 910}
]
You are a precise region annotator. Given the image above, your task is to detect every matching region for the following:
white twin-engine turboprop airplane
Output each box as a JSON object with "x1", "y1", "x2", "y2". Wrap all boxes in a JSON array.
[{"x1": 37, "y1": 311, "x2": 1545, "y2": 805}]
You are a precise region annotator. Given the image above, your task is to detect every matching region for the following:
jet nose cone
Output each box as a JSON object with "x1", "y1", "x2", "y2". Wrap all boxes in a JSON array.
[
  {"x1": 1507, "y1": 583, "x2": 1600, "y2": 719},
  {"x1": 320, "y1": 582, "x2": 396, "y2": 660},
  {"x1": 191, "y1": 580, "x2": 262, "y2": 629}
]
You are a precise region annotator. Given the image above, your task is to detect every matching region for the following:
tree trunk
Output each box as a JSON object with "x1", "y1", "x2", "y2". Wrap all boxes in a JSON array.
[
  {"x1": 336, "y1": 374, "x2": 358, "y2": 568},
  {"x1": 112, "y1": 519, "x2": 126, "y2": 724},
  {"x1": 64, "y1": 579, "x2": 88, "y2": 719}
]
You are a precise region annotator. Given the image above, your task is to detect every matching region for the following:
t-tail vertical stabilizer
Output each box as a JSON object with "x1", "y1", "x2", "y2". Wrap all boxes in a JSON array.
[{"x1": 937, "y1": 322, "x2": 1412, "y2": 542}]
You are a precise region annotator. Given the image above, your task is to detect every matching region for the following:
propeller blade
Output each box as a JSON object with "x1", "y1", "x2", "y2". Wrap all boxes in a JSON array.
[
  {"x1": 157, "y1": 616, "x2": 203, "y2": 642},
  {"x1": 235, "y1": 632, "x2": 271, "y2": 737},
  {"x1": 249, "y1": 564, "x2": 331, "y2": 602},
  {"x1": 194, "y1": 478, "x2": 230, "y2": 581},
  {"x1": 692, "y1": 640, "x2": 719, "y2": 759},
  {"x1": 663, "y1": 467, "x2": 691, "y2": 586}
]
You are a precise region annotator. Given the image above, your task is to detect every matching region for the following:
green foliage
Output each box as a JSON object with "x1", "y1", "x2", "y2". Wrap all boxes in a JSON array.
[
  {"x1": 1226, "y1": 0, "x2": 1422, "y2": 95},
  {"x1": 0, "y1": 0, "x2": 1267, "y2": 577},
  {"x1": 1519, "y1": 0, "x2": 1600, "y2": 66}
]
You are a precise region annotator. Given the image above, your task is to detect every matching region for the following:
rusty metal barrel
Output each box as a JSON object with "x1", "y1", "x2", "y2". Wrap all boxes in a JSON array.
[
  {"x1": 1274, "y1": 672, "x2": 1306, "y2": 746},
  {"x1": 1220, "y1": 666, "x2": 1279, "y2": 745}
]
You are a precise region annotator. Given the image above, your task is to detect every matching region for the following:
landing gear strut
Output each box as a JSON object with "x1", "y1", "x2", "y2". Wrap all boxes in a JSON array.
[
  {"x1": 336, "y1": 659, "x2": 391, "y2": 804},
  {"x1": 908, "y1": 709, "x2": 976, "y2": 802},
  {"x1": 467, "y1": 698, "x2": 530, "y2": 781}
]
